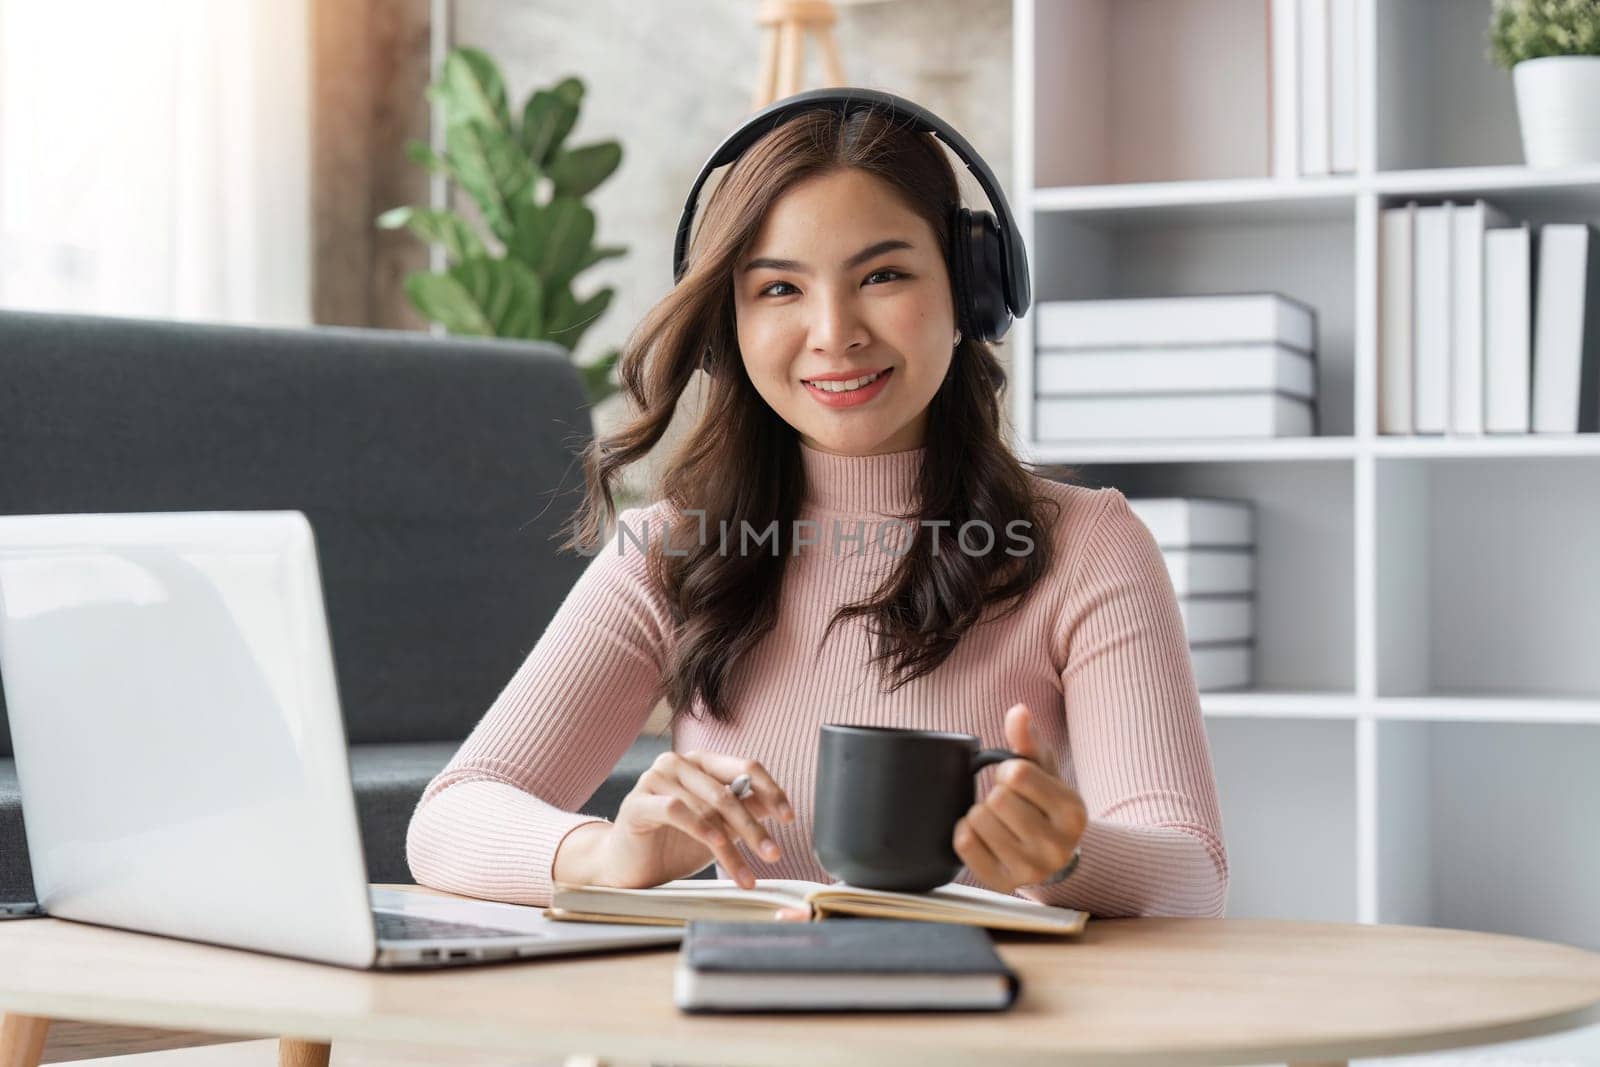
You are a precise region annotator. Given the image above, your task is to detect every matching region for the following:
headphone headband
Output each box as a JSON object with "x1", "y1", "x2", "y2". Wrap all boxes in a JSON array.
[{"x1": 671, "y1": 87, "x2": 1030, "y2": 321}]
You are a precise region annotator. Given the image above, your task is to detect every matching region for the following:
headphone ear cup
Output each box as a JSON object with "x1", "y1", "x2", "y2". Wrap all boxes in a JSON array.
[
  {"x1": 963, "y1": 209, "x2": 1010, "y2": 342},
  {"x1": 948, "y1": 205, "x2": 978, "y2": 341}
]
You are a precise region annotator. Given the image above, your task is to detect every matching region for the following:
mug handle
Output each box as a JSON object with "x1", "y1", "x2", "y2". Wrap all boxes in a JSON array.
[{"x1": 970, "y1": 747, "x2": 1027, "y2": 774}]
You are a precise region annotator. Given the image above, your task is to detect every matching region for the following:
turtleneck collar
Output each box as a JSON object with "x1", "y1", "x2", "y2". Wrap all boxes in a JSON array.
[{"x1": 797, "y1": 438, "x2": 924, "y2": 516}]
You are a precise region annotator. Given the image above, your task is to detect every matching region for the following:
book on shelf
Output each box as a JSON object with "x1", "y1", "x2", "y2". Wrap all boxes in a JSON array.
[
  {"x1": 1532, "y1": 223, "x2": 1600, "y2": 434},
  {"x1": 1191, "y1": 643, "x2": 1254, "y2": 691},
  {"x1": 673, "y1": 919, "x2": 1020, "y2": 1014},
  {"x1": 1297, "y1": 0, "x2": 1329, "y2": 176},
  {"x1": 1327, "y1": 0, "x2": 1358, "y2": 174},
  {"x1": 1034, "y1": 293, "x2": 1316, "y2": 353},
  {"x1": 1034, "y1": 393, "x2": 1316, "y2": 441},
  {"x1": 547, "y1": 878, "x2": 1090, "y2": 937},
  {"x1": 1268, "y1": 0, "x2": 1298, "y2": 178},
  {"x1": 1035, "y1": 344, "x2": 1315, "y2": 399},
  {"x1": 1162, "y1": 548, "x2": 1255, "y2": 597},
  {"x1": 1413, "y1": 203, "x2": 1455, "y2": 435},
  {"x1": 1451, "y1": 199, "x2": 1514, "y2": 436},
  {"x1": 1485, "y1": 223, "x2": 1533, "y2": 435},
  {"x1": 1269, "y1": 0, "x2": 1355, "y2": 177},
  {"x1": 1178, "y1": 597, "x2": 1255, "y2": 645},
  {"x1": 1380, "y1": 201, "x2": 1417, "y2": 434},
  {"x1": 1126, "y1": 498, "x2": 1255, "y2": 546}
]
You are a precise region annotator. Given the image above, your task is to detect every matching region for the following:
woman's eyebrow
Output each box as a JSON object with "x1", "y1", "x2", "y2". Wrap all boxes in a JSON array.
[{"x1": 742, "y1": 238, "x2": 914, "y2": 274}]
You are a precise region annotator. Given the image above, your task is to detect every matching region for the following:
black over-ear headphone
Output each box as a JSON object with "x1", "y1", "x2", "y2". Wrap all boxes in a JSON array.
[{"x1": 673, "y1": 86, "x2": 1031, "y2": 373}]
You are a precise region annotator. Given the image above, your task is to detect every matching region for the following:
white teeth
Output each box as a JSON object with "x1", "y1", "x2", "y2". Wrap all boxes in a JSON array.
[{"x1": 806, "y1": 371, "x2": 883, "y2": 393}]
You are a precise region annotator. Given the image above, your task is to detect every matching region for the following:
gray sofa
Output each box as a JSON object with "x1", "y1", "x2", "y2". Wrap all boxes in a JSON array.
[{"x1": 0, "y1": 309, "x2": 667, "y2": 901}]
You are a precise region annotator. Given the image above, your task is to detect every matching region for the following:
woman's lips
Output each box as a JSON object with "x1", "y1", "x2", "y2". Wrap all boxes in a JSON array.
[{"x1": 802, "y1": 367, "x2": 893, "y2": 409}]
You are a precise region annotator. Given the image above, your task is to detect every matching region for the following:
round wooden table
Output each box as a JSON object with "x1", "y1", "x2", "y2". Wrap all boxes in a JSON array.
[{"x1": 2, "y1": 908, "x2": 1600, "y2": 1067}]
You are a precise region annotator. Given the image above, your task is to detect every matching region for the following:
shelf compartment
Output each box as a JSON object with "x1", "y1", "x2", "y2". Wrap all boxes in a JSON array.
[
  {"x1": 1020, "y1": 437, "x2": 1360, "y2": 465},
  {"x1": 1202, "y1": 690, "x2": 1360, "y2": 719},
  {"x1": 1032, "y1": 178, "x2": 1357, "y2": 225},
  {"x1": 1374, "y1": 0, "x2": 1524, "y2": 173},
  {"x1": 1372, "y1": 436, "x2": 1600, "y2": 460},
  {"x1": 1032, "y1": 0, "x2": 1271, "y2": 188},
  {"x1": 1374, "y1": 719, "x2": 1600, "y2": 952},
  {"x1": 1032, "y1": 205, "x2": 1356, "y2": 437},
  {"x1": 1207, "y1": 715, "x2": 1358, "y2": 921},
  {"x1": 1372, "y1": 696, "x2": 1600, "y2": 726},
  {"x1": 1374, "y1": 162, "x2": 1600, "y2": 216},
  {"x1": 1066, "y1": 459, "x2": 1355, "y2": 694},
  {"x1": 1375, "y1": 457, "x2": 1600, "y2": 700}
]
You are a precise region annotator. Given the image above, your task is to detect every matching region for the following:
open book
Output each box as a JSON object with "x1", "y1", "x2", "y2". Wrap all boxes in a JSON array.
[{"x1": 547, "y1": 878, "x2": 1088, "y2": 936}]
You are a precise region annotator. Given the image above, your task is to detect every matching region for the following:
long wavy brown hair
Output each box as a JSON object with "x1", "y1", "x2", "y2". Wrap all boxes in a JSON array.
[{"x1": 562, "y1": 102, "x2": 1079, "y2": 727}]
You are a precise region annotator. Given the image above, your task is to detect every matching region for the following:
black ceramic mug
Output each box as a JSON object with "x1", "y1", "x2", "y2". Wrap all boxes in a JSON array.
[{"x1": 811, "y1": 723, "x2": 1029, "y2": 892}]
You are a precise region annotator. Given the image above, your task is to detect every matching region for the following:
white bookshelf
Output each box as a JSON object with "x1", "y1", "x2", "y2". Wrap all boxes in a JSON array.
[{"x1": 1012, "y1": 2, "x2": 1600, "y2": 1063}]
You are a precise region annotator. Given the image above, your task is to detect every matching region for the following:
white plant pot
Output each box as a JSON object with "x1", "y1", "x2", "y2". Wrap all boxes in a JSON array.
[{"x1": 1513, "y1": 55, "x2": 1600, "y2": 168}]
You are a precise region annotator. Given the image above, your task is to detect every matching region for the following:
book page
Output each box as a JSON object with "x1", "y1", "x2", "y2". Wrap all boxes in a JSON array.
[
  {"x1": 553, "y1": 877, "x2": 822, "y2": 912},
  {"x1": 807, "y1": 881, "x2": 1087, "y2": 932}
]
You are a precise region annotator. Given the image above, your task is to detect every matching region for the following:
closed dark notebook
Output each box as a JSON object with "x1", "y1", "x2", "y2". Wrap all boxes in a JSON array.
[{"x1": 674, "y1": 918, "x2": 1020, "y2": 1013}]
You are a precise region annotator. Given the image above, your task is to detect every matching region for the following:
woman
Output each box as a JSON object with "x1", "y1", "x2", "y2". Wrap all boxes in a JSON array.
[{"x1": 406, "y1": 97, "x2": 1229, "y2": 919}]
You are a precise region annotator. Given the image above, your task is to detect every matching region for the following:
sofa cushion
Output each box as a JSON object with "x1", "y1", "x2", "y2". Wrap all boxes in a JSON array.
[{"x1": 0, "y1": 310, "x2": 592, "y2": 752}]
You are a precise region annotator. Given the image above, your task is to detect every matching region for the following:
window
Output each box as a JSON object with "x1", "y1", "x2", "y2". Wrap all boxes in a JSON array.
[{"x1": 0, "y1": 0, "x2": 310, "y2": 325}]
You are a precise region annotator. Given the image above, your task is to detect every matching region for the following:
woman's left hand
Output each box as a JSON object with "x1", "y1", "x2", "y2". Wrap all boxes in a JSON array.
[{"x1": 954, "y1": 702, "x2": 1087, "y2": 895}]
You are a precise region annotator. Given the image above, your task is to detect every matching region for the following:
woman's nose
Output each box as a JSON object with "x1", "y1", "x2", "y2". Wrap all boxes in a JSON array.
[{"x1": 808, "y1": 291, "x2": 870, "y2": 353}]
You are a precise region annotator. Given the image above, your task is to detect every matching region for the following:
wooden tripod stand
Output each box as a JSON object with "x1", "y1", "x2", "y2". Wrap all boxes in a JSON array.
[{"x1": 753, "y1": 0, "x2": 848, "y2": 110}]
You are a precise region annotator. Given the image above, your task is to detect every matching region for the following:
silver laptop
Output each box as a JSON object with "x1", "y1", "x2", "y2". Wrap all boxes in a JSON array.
[{"x1": 0, "y1": 510, "x2": 681, "y2": 969}]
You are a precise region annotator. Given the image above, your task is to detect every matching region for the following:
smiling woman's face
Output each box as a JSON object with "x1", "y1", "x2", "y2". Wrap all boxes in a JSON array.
[{"x1": 732, "y1": 168, "x2": 958, "y2": 457}]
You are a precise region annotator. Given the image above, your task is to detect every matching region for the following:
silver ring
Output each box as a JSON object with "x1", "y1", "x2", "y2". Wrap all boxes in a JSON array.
[{"x1": 728, "y1": 773, "x2": 753, "y2": 800}]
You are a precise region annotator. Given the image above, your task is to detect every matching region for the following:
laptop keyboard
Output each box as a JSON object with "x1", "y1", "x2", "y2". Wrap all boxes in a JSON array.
[{"x1": 373, "y1": 910, "x2": 536, "y2": 942}]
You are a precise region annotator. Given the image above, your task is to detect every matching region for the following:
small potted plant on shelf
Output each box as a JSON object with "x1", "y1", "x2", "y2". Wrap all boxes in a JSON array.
[{"x1": 1488, "y1": 0, "x2": 1600, "y2": 167}]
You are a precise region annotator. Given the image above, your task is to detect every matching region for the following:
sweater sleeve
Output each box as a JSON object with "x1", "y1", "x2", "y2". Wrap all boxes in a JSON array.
[
  {"x1": 405, "y1": 504, "x2": 673, "y2": 905},
  {"x1": 1018, "y1": 488, "x2": 1230, "y2": 918}
]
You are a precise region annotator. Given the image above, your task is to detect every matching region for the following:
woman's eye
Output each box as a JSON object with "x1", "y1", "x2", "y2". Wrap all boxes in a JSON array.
[{"x1": 757, "y1": 270, "x2": 904, "y2": 299}]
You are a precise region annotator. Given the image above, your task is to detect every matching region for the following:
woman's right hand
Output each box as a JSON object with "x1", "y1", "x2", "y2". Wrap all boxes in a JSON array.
[{"x1": 596, "y1": 749, "x2": 795, "y2": 890}]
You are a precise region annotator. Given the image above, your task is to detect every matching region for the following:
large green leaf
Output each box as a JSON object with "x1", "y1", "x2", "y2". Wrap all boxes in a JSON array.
[
  {"x1": 519, "y1": 78, "x2": 583, "y2": 168},
  {"x1": 444, "y1": 119, "x2": 534, "y2": 245},
  {"x1": 430, "y1": 47, "x2": 511, "y2": 133},
  {"x1": 403, "y1": 139, "x2": 447, "y2": 174},
  {"x1": 545, "y1": 284, "x2": 614, "y2": 352},
  {"x1": 456, "y1": 256, "x2": 545, "y2": 338},
  {"x1": 404, "y1": 257, "x2": 545, "y2": 340},
  {"x1": 575, "y1": 244, "x2": 627, "y2": 276},
  {"x1": 403, "y1": 271, "x2": 493, "y2": 336},
  {"x1": 546, "y1": 141, "x2": 622, "y2": 199},
  {"x1": 509, "y1": 197, "x2": 594, "y2": 289},
  {"x1": 375, "y1": 206, "x2": 485, "y2": 264}
]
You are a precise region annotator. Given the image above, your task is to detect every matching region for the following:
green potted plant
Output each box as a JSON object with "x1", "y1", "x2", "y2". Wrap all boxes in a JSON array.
[
  {"x1": 1488, "y1": 0, "x2": 1600, "y2": 167},
  {"x1": 378, "y1": 48, "x2": 626, "y2": 406}
]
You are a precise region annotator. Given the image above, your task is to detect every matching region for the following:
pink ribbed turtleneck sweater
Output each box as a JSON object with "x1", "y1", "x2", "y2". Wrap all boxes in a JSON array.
[{"x1": 406, "y1": 441, "x2": 1229, "y2": 918}]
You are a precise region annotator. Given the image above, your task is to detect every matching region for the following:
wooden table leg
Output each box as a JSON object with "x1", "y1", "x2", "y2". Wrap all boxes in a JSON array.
[
  {"x1": 278, "y1": 1037, "x2": 331, "y2": 1067},
  {"x1": 0, "y1": 1015, "x2": 51, "y2": 1067}
]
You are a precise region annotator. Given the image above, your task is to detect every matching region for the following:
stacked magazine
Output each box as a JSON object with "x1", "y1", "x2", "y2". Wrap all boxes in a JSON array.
[
  {"x1": 1126, "y1": 497, "x2": 1256, "y2": 691},
  {"x1": 1034, "y1": 294, "x2": 1320, "y2": 441}
]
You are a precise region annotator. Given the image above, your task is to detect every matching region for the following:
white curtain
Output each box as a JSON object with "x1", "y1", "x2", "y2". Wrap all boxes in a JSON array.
[{"x1": 0, "y1": 0, "x2": 310, "y2": 325}]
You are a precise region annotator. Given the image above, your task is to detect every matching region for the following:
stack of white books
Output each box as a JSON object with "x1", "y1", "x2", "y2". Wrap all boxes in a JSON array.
[
  {"x1": 1125, "y1": 497, "x2": 1256, "y2": 692},
  {"x1": 1033, "y1": 294, "x2": 1320, "y2": 441},
  {"x1": 1380, "y1": 202, "x2": 1599, "y2": 435},
  {"x1": 1269, "y1": 0, "x2": 1359, "y2": 178}
]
